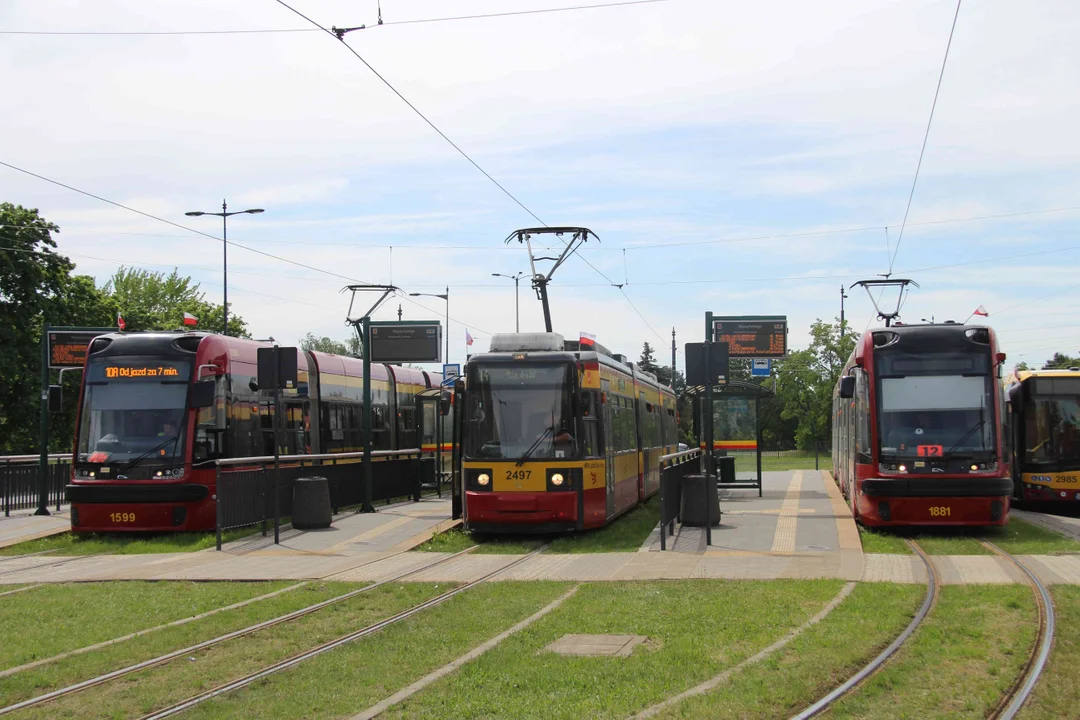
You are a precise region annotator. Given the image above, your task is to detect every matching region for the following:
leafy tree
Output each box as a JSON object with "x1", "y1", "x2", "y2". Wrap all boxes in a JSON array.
[
  {"x1": 1043, "y1": 352, "x2": 1080, "y2": 370},
  {"x1": 1014, "y1": 361, "x2": 1030, "y2": 372},
  {"x1": 299, "y1": 332, "x2": 360, "y2": 356},
  {"x1": 102, "y1": 266, "x2": 248, "y2": 337},
  {"x1": 774, "y1": 319, "x2": 855, "y2": 450},
  {"x1": 638, "y1": 341, "x2": 658, "y2": 374},
  {"x1": 0, "y1": 204, "x2": 116, "y2": 454}
]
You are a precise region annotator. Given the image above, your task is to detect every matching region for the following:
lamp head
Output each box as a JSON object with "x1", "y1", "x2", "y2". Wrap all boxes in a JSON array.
[
  {"x1": 185, "y1": 211, "x2": 205, "y2": 217},
  {"x1": 245, "y1": 208, "x2": 264, "y2": 214}
]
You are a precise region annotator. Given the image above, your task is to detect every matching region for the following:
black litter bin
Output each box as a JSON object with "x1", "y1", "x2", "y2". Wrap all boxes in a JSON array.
[
  {"x1": 292, "y1": 476, "x2": 332, "y2": 529},
  {"x1": 680, "y1": 473, "x2": 720, "y2": 527},
  {"x1": 716, "y1": 455, "x2": 736, "y2": 485}
]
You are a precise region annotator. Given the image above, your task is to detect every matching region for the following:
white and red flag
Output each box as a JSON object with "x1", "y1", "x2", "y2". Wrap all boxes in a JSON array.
[
  {"x1": 580, "y1": 331, "x2": 596, "y2": 347},
  {"x1": 117, "y1": 313, "x2": 126, "y2": 331},
  {"x1": 973, "y1": 305, "x2": 989, "y2": 317},
  {"x1": 183, "y1": 312, "x2": 198, "y2": 327},
  {"x1": 465, "y1": 329, "x2": 474, "y2": 346}
]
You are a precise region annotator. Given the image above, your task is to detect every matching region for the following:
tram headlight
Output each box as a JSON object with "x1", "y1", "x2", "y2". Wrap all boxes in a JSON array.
[
  {"x1": 477, "y1": 473, "x2": 490, "y2": 487},
  {"x1": 970, "y1": 464, "x2": 979, "y2": 472},
  {"x1": 550, "y1": 473, "x2": 565, "y2": 487},
  {"x1": 898, "y1": 464, "x2": 907, "y2": 473}
]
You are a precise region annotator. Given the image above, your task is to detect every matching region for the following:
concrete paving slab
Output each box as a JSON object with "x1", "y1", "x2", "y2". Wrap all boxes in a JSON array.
[
  {"x1": 545, "y1": 634, "x2": 647, "y2": 657},
  {"x1": 1019, "y1": 554, "x2": 1080, "y2": 585},
  {"x1": 935, "y1": 555, "x2": 1024, "y2": 585},
  {"x1": 0, "y1": 511, "x2": 70, "y2": 549},
  {"x1": 1011, "y1": 508, "x2": 1080, "y2": 543},
  {"x1": 861, "y1": 554, "x2": 926, "y2": 584}
]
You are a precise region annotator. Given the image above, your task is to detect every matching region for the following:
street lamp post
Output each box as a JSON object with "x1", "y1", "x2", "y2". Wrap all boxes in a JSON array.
[
  {"x1": 409, "y1": 288, "x2": 449, "y2": 363},
  {"x1": 185, "y1": 200, "x2": 264, "y2": 335},
  {"x1": 492, "y1": 272, "x2": 524, "y2": 332}
]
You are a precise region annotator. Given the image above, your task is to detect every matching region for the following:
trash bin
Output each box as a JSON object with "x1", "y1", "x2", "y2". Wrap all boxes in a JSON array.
[
  {"x1": 716, "y1": 455, "x2": 736, "y2": 485},
  {"x1": 679, "y1": 473, "x2": 720, "y2": 527},
  {"x1": 292, "y1": 476, "x2": 332, "y2": 529}
]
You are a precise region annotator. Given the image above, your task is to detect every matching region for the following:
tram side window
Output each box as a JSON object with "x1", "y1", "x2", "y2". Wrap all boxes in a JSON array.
[
  {"x1": 855, "y1": 370, "x2": 870, "y2": 458},
  {"x1": 581, "y1": 391, "x2": 600, "y2": 457}
]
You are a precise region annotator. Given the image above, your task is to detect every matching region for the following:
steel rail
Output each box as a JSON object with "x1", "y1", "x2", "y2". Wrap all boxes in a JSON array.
[
  {"x1": 0, "y1": 544, "x2": 478, "y2": 715},
  {"x1": 982, "y1": 539, "x2": 1055, "y2": 720},
  {"x1": 790, "y1": 539, "x2": 940, "y2": 719},
  {"x1": 139, "y1": 544, "x2": 549, "y2": 719}
]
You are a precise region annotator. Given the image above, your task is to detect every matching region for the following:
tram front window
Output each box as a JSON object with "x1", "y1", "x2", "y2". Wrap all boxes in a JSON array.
[
  {"x1": 878, "y1": 374, "x2": 993, "y2": 455},
  {"x1": 466, "y1": 363, "x2": 576, "y2": 460},
  {"x1": 76, "y1": 357, "x2": 191, "y2": 466},
  {"x1": 1024, "y1": 396, "x2": 1080, "y2": 469}
]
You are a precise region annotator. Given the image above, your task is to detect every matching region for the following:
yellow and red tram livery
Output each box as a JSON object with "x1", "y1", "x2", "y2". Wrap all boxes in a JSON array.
[
  {"x1": 1005, "y1": 368, "x2": 1080, "y2": 504},
  {"x1": 68, "y1": 331, "x2": 441, "y2": 532},
  {"x1": 832, "y1": 323, "x2": 1012, "y2": 527},
  {"x1": 462, "y1": 333, "x2": 677, "y2": 533}
]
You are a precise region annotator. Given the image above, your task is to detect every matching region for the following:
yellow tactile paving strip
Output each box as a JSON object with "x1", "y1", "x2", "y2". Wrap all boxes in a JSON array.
[{"x1": 769, "y1": 470, "x2": 803, "y2": 555}]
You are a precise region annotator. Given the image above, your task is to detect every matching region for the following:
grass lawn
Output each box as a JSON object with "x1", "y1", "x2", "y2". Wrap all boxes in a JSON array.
[
  {"x1": 855, "y1": 516, "x2": 1080, "y2": 556},
  {"x1": 412, "y1": 527, "x2": 544, "y2": 554},
  {"x1": 652, "y1": 582, "x2": 924, "y2": 719},
  {"x1": 14, "y1": 582, "x2": 448, "y2": 719},
  {"x1": 1020, "y1": 585, "x2": 1080, "y2": 719},
  {"x1": 382, "y1": 580, "x2": 846, "y2": 720},
  {"x1": 178, "y1": 582, "x2": 574, "y2": 720},
  {"x1": 547, "y1": 497, "x2": 659, "y2": 553},
  {"x1": 823, "y1": 585, "x2": 1036, "y2": 719},
  {"x1": 0, "y1": 581, "x2": 361, "y2": 708},
  {"x1": 0, "y1": 526, "x2": 254, "y2": 556},
  {"x1": 0, "y1": 581, "x2": 293, "y2": 671},
  {"x1": 733, "y1": 453, "x2": 831, "y2": 474}
]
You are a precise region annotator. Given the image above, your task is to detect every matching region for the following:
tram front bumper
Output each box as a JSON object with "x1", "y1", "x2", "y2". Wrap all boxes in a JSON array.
[{"x1": 465, "y1": 490, "x2": 578, "y2": 532}]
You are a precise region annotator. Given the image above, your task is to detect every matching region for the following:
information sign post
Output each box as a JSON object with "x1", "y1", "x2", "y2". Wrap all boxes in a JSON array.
[{"x1": 37, "y1": 325, "x2": 113, "y2": 516}]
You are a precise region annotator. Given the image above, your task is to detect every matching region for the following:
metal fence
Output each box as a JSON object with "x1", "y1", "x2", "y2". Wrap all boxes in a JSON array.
[
  {"x1": 0, "y1": 454, "x2": 70, "y2": 516},
  {"x1": 658, "y1": 448, "x2": 702, "y2": 551},
  {"x1": 214, "y1": 449, "x2": 426, "y2": 549}
]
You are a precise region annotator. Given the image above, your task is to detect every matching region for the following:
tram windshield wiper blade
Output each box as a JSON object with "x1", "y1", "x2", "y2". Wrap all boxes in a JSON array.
[
  {"x1": 947, "y1": 415, "x2": 986, "y2": 455},
  {"x1": 516, "y1": 426, "x2": 553, "y2": 467},
  {"x1": 116, "y1": 434, "x2": 181, "y2": 474}
]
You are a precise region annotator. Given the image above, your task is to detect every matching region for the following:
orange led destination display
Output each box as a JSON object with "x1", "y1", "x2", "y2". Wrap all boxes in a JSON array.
[
  {"x1": 712, "y1": 316, "x2": 787, "y2": 359},
  {"x1": 105, "y1": 365, "x2": 182, "y2": 379}
]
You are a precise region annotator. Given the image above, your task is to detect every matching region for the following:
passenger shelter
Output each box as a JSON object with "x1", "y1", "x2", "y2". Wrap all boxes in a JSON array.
[{"x1": 685, "y1": 380, "x2": 773, "y2": 496}]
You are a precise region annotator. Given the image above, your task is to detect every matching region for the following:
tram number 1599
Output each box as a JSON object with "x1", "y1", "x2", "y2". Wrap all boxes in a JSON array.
[
  {"x1": 928, "y1": 506, "x2": 952, "y2": 518},
  {"x1": 109, "y1": 512, "x2": 137, "y2": 523}
]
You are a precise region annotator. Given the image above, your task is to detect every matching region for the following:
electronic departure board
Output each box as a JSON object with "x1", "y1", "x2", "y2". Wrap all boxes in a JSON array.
[
  {"x1": 712, "y1": 316, "x2": 787, "y2": 359},
  {"x1": 48, "y1": 331, "x2": 104, "y2": 369},
  {"x1": 369, "y1": 322, "x2": 442, "y2": 363}
]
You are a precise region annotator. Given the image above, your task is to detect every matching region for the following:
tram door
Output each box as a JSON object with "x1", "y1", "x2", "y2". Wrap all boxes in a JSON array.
[{"x1": 603, "y1": 396, "x2": 616, "y2": 519}]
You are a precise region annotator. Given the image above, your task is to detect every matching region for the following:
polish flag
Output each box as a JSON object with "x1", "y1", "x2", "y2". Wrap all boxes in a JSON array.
[
  {"x1": 465, "y1": 329, "x2": 473, "y2": 346},
  {"x1": 580, "y1": 331, "x2": 596, "y2": 347},
  {"x1": 973, "y1": 305, "x2": 989, "y2": 317},
  {"x1": 117, "y1": 313, "x2": 126, "y2": 331},
  {"x1": 183, "y1": 312, "x2": 198, "y2": 327}
]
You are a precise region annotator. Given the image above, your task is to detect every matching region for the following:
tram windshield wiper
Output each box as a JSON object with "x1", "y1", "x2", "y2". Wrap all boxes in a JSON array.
[
  {"x1": 946, "y1": 413, "x2": 986, "y2": 455},
  {"x1": 516, "y1": 426, "x2": 553, "y2": 467},
  {"x1": 115, "y1": 434, "x2": 181, "y2": 475}
]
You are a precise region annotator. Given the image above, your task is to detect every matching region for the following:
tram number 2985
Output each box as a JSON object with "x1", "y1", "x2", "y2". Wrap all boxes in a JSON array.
[
  {"x1": 109, "y1": 512, "x2": 137, "y2": 523},
  {"x1": 928, "y1": 506, "x2": 952, "y2": 518}
]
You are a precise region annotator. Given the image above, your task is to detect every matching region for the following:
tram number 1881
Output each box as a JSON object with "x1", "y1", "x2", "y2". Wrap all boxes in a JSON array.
[{"x1": 928, "y1": 506, "x2": 952, "y2": 518}]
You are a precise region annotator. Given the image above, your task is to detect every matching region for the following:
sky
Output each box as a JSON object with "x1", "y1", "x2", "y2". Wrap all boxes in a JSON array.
[{"x1": 3, "y1": 0, "x2": 1080, "y2": 371}]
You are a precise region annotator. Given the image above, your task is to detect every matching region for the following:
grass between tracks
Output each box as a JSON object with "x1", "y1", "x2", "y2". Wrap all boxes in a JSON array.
[
  {"x1": 415, "y1": 497, "x2": 661, "y2": 554},
  {"x1": 11, "y1": 582, "x2": 446, "y2": 719},
  {"x1": 0, "y1": 527, "x2": 254, "y2": 556},
  {"x1": 1020, "y1": 585, "x2": 1080, "y2": 719},
  {"x1": 857, "y1": 516, "x2": 1080, "y2": 556},
  {"x1": 381, "y1": 580, "x2": 845, "y2": 720},
  {"x1": 0, "y1": 581, "x2": 294, "y2": 672},
  {"x1": 650, "y1": 582, "x2": 924, "y2": 719},
  {"x1": 0, "y1": 581, "x2": 362, "y2": 709},
  {"x1": 823, "y1": 585, "x2": 1036, "y2": 719}
]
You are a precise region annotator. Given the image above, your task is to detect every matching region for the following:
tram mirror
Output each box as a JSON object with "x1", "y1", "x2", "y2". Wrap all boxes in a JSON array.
[
  {"x1": 249, "y1": 380, "x2": 260, "y2": 393},
  {"x1": 190, "y1": 380, "x2": 217, "y2": 408},
  {"x1": 48, "y1": 385, "x2": 63, "y2": 412},
  {"x1": 439, "y1": 392, "x2": 451, "y2": 416},
  {"x1": 838, "y1": 375, "x2": 855, "y2": 399}
]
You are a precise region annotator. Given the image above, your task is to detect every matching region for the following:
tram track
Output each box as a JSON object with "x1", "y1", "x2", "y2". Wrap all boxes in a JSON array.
[
  {"x1": 138, "y1": 544, "x2": 549, "y2": 720},
  {"x1": 0, "y1": 544, "x2": 484, "y2": 716},
  {"x1": 790, "y1": 539, "x2": 940, "y2": 719},
  {"x1": 981, "y1": 539, "x2": 1055, "y2": 720},
  {"x1": 0, "y1": 553, "x2": 91, "y2": 581}
]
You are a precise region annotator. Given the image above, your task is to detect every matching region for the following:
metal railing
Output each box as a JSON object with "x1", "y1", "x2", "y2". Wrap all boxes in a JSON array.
[
  {"x1": 0, "y1": 454, "x2": 70, "y2": 516},
  {"x1": 658, "y1": 448, "x2": 701, "y2": 551},
  {"x1": 214, "y1": 448, "x2": 426, "y2": 550}
]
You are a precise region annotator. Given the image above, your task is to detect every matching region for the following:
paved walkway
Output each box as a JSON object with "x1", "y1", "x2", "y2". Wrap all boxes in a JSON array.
[
  {"x1": 4, "y1": 473, "x2": 1080, "y2": 586},
  {"x1": 0, "y1": 508, "x2": 70, "y2": 549},
  {"x1": 1012, "y1": 507, "x2": 1080, "y2": 543}
]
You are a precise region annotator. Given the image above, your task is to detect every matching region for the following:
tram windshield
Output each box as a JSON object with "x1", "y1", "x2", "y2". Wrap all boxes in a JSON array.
[
  {"x1": 1022, "y1": 396, "x2": 1080, "y2": 469},
  {"x1": 876, "y1": 352, "x2": 994, "y2": 456},
  {"x1": 466, "y1": 363, "x2": 576, "y2": 460},
  {"x1": 76, "y1": 357, "x2": 191, "y2": 465}
]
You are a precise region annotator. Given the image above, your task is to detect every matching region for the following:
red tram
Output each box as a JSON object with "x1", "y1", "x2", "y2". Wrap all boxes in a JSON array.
[
  {"x1": 462, "y1": 333, "x2": 678, "y2": 533},
  {"x1": 832, "y1": 323, "x2": 1012, "y2": 526},
  {"x1": 68, "y1": 331, "x2": 442, "y2": 532}
]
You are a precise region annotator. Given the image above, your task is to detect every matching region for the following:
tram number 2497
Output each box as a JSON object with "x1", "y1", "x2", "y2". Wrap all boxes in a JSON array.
[
  {"x1": 928, "y1": 506, "x2": 952, "y2": 518},
  {"x1": 109, "y1": 512, "x2": 137, "y2": 523}
]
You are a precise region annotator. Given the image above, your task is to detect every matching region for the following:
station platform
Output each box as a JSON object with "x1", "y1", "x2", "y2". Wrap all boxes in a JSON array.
[{"x1": 0, "y1": 507, "x2": 70, "y2": 549}]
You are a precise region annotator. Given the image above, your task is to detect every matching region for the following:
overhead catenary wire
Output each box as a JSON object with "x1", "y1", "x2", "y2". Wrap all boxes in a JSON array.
[
  {"x1": 887, "y1": 0, "x2": 962, "y2": 273},
  {"x1": 1, "y1": 0, "x2": 668, "y2": 35}
]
